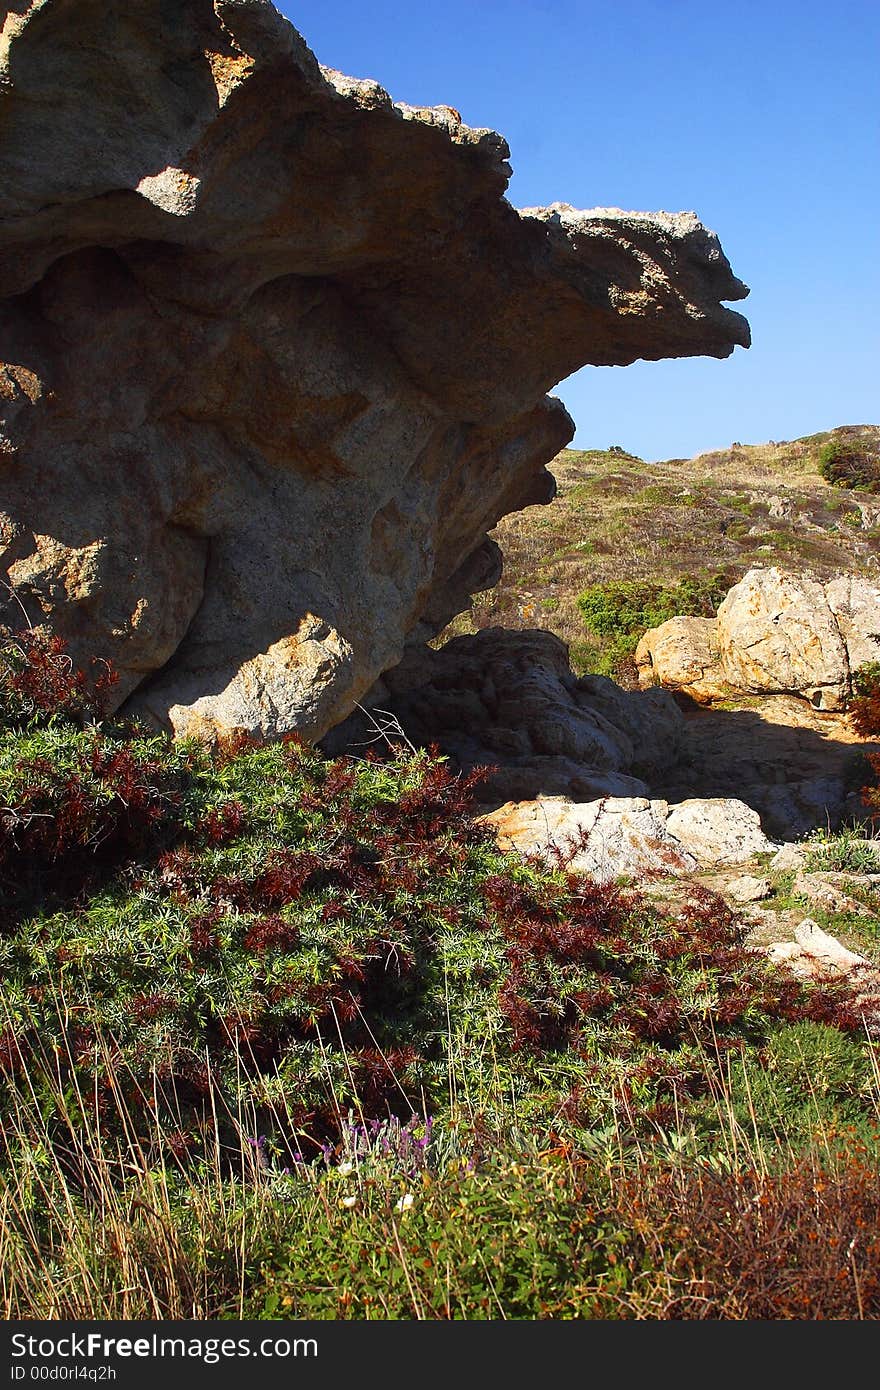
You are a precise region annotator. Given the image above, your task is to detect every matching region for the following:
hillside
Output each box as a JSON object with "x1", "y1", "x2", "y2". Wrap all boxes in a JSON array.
[
  {"x1": 3, "y1": 0, "x2": 880, "y2": 1329},
  {"x1": 448, "y1": 425, "x2": 880, "y2": 682}
]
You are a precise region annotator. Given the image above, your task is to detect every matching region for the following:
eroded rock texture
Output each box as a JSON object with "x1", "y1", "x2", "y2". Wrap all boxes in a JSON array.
[
  {"x1": 637, "y1": 567, "x2": 880, "y2": 711},
  {"x1": 0, "y1": 0, "x2": 749, "y2": 739},
  {"x1": 483, "y1": 792, "x2": 776, "y2": 883},
  {"x1": 324, "y1": 628, "x2": 685, "y2": 804}
]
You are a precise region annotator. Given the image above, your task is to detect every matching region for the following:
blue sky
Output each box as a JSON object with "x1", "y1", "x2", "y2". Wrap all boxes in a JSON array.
[{"x1": 279, "y1": 1, "x2": 878, "y2": 461}]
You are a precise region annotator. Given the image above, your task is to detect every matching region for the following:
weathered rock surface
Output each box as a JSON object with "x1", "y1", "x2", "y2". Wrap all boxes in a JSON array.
[
  {"x1": 653, "y1": 693, "x2": 877, "y2": 839},
  {"x1": 634, "y1": 616, "x2": 727, "y2": 704},
  {"x1": 483, "y1": 792, "x2": 777, "y2": 882},
  {"x1": 717, "y1": 569, "x2": 851, "y2": 710},
  {"x1": 325, "y1": 627, "x2": 684, "y2": 803},
  {"x1": 768, "y1": 920, "x2": 870, "y2": 979},
  {"x1": 635, "y1": 567, "x2": 880, "y2": 836},
  {"x1": 0, "y1": 0, "x2": 749, "y2": 741},
  {"x1": 638, "y1": 567, "x2": 880, "y2": 712},
  {"x1": 769, "y1": 842, "x2": 809, "y2": 873},
  {"x1": 726, "y1": 873, "x2": 772, "y2": 903},
  {"x1": 663, "y1": 797, "x2": 776, "y2": 865},
  {"x1": 792, "y1": 871, "x2": 877, "y2": 919},
  {"x1": 825, "y1": 575, "x2": 880, "y2": 673}
]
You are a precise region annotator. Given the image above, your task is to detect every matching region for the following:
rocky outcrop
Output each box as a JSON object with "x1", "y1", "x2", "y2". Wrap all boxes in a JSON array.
[
  {"x1": 726, "y1": 874, "x2": 772, "y2": 903},
  {"x1": 634, "y1": 616, "x2": 727, "y2": 704},
  {"x1": 717, "y1": 570, "x2": 850, "y2": 710},
  {"x1": 0, "y1": 0, "x2": 749, "y2": 740},
  {"x1": 768, "y1": 921, "x2": 871, "y2": 980},
  {"x1": 325, "y1": 627, "x2": 684, "y2": 803},
  {"x1": 483, "y1": 793, "x2": 776, "y2": 882},
  {"x1": 637, "y1": 568, "x2": 880, "y2": 711},
  {"x1": 652, "y1": 692, "x2": 877, "y2": 839}
]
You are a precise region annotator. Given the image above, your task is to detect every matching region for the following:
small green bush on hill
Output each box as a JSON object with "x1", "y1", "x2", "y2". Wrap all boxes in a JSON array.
[
  {"x1": 576, "y1": 572, "x2": 731, "y2": 676},
  {"x1": 818, "y1": 437, "x2": 880, "y2": 492}
]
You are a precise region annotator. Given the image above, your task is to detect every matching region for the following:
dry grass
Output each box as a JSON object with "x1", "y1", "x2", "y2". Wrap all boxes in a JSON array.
[
  {"x1": 5, "y1": 1015, "x2": 880, "y2": 1319},
  {"x1": 443, "y1": 426, "x2": 880, "y2": 680}
]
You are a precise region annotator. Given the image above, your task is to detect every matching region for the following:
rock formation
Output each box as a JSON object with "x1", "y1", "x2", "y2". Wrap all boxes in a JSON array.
[
  {"x1": 483, "y1": 792, "x2": 776, "y2": 883},
  {"x1": 325, "y1": 626, "x2": 685, "y2": 802},
  {"x1": 637, "y1": 567, "x2": 880, "y2": 710},
  {"x1": 634, "y1": 615, "x2": 726, "y2": 704},
  {"x1": 633, "y1": 567, "x2": 880, "y2": 836},
  {"x1": 0, "y1": 0, "x2": 749, "y2": 741}
]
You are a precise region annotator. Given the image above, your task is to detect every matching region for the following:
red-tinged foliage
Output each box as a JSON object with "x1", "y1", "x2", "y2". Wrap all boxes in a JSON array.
[
  {"x1": 212, "y1": 729, "x2": 264, "y2": 764},
  {"x1": 0, "y1": 738, "x2": 183, "y2": 913},
  {"x1": 373, "y1": 759, "x2": 497, "y2": 840},
  {"x1": 863, "y1": 752, "x2": 880, "y2": 821},
  {"x1": 128, "y1": 993, "x2": 176, "y2": 1023},
  {"x1": 3, "y1": 627, "x2": 875, "y2": 1166},
  {"x1": 242, "y1": 914, "x2": 300, "y2": 953},
  {"x1": 0, "y1": 629, "x2": 119, "y2": 724},
  {"x1": 199, "y1": 801, "x2": 247, "y2": 845},
  {"x1": 489, "y1": 875, "x2": 866, "y2": 1057},
  {"x1": 852, "y1": 693, "x2": 880, "y2": 738},
  {"x1": 0, "y1": 1027, "x2": 26, "y2": 1075},
  {"x1": 847, "y1": 664, "x2": 880, "y2": 816},
  {"x1": 188, "y1": 909, "x2": 221, "y2": 957},
  {"x1": 619, "y1": 1158, "x2": 880, "y2": 1318}
]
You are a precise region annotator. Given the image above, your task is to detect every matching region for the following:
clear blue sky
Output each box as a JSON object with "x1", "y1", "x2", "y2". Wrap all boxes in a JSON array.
[{"x1": 279, "y1": 1, "x2": 878, "y2": 461}]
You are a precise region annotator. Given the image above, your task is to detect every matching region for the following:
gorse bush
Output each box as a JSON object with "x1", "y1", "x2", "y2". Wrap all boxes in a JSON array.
[
  {"x1": 847, "y1": 662, "x2": 880, "y2": 821},
  {"x1": 2, "y1": 627, "x2": 880, "y2": 1317},
  {"x1": 850, "y1": 662, "x2": 880, "y2": 738},
  {"x1": 0, "y1": 627, "x2": 118, "y2": 728},
  {"x1": 576, "y1": 573, "x2": 732, "y2": 676},
  {"x1": 1, "y1": 626, "x2": 872, "y2": 1157},
  {"x1": 818, "y1": 437, "x2": 880, "y2": 492}
]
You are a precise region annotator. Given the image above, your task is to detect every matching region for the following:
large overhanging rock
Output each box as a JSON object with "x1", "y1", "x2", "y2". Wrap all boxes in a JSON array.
[{"x1": 0, "y1": 0, "x2": 749, "y2": 740}]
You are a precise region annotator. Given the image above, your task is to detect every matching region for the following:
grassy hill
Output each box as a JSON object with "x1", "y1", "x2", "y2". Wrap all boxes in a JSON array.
[{"x1": 446, "y1": 425, "x2": 880, "y2": 681}]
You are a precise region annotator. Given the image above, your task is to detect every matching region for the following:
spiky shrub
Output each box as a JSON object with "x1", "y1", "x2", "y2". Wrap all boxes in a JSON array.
[
  {"x1": 0, "y1": 630, "x2": 198, "y2": 925},
  {"x1": 847, "y1": 662, "x2": 880, "y2": 821},
  {"x1": 0, "y1": 628, "x2": 118, "y2": 728},
  {"x1": 576, "y1": 573, "x2": 732, "y2": 676},
  {"x1": 1, "y1": 631, "x2": 875, "y2": 1146},
  {"x1": 851, "y1": 662, "x2": 880, "y2": 738},
  {"x1": 818, "y1": 437, "x2": 880, "y2": 492},
  {"x1": 3, "y1": 630, "x2": 880, "y2": 1318}
]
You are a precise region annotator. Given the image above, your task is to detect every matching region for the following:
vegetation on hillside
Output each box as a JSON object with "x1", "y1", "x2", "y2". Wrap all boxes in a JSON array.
[
  {"x1": 448, "y1": 426, "x2": 880, "y2": 681},
  {"x1": 818, "y1": 431, "x2": 880, "y2": 493},
  {"x1": 2, "y1": 629, "x2": 880, "y2": 1317},
  {"x1": 576, "y1": 574, "x2": 731, "y2": 678}
]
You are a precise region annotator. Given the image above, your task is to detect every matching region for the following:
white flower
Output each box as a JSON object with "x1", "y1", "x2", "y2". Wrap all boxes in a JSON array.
[
  {"x1": 394, "y1": 1192, "x2": 414, "y2": 1212},
  {"x1": 338, "y1": 1160, "x2": 354, "y2": 1176},
  {"x1": 341, "y1": 1193, "x2": 358, "y2": 1208}
]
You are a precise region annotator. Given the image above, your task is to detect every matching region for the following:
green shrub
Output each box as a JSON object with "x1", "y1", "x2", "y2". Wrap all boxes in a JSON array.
[
  {"x1": 720, "y1": 1021, "x2": 879, "y2": 1150},
  {"x1": 804, "y1": 823, "x2": 880, "y2": 874},
  {"x1": 818, "y1": 437, "x2": 880, "y2": 492},
  {"x1": 848, "y1": 661, "x2": 880, "y2": 821},
  {"x1": 575, "y1": 573, "x2": 732, "y2": 675}
]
